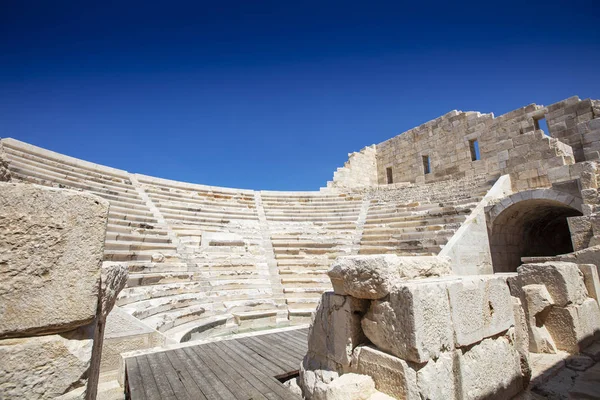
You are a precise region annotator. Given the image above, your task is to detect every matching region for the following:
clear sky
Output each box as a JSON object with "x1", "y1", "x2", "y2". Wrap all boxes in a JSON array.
[{"x1": 1, "y1": 1, "x2": 599, "y2": 190}]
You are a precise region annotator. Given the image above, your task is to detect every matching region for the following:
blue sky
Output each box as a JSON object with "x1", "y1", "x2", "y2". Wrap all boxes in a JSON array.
[{"x1": 1, "y1": 1, "x2": 599, "y2": 190}]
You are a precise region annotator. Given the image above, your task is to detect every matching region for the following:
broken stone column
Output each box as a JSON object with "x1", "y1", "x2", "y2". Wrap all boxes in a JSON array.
[{"x1": 0, "y1": 182, "x2": 123, "y2": 399}]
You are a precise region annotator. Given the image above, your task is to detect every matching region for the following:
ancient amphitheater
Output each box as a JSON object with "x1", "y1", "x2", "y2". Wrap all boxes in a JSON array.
[{"x1": 1, "y1": 95, "x2": 600, "y2": 399}]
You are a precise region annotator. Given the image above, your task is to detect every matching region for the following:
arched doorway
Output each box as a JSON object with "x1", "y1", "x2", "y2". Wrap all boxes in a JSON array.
[{"x1": 487, "y1": 190, "x2": 583, "y2": 273}]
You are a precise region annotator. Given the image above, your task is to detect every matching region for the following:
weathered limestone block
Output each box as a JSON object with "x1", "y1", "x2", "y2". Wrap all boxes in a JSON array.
[
  {"x1": 0, "y1": 183, "x2": 109, "y2": 338},
  {"x1": 576, "y1": 297, "x2": 600, "y2": 343},
  {"x1": 522, "y1": 284, "x2": 557, "y2": 354},
  {"x1": 568, "y1": 216, "x2": 593, "y2": 251},
  {"x1": 577, "y1": 264, "x2": 600, "y2": 305},
  {"x1": 484, "y1": 277, "x2": 515, "y2": 337},
  {"x1": 511, "y1": 297, "x2": 532, "y2": 386},
  {"x1": 307, "y1": 292, "x2": 368, "y2": 368},
  {"x1": 456, "y1": 334, "x2": 524, "y2": 400},
  {"x1": 447, "y1": 277, "x2": 485, "y2": 347},
  {"x1": 328, "y1": 255, "x2": 397, "y2": 299},
  {"x1": 313, "y1": 373, "x2": 376, "y2": 400},
  {"x1": 0, "y1": 154, "x2": 10, "y2": 182},
  {"x1": 0, "y1": 326, "x2": 94, "y2": 399},
  {"x1": 328, "y1": 255, "x2": 450, "y2": 299},
  {"x1": 299, "y1": 356, "x2": 341, "y2": 400},
  {"x1": 416, "y1": 351, "x2": 456, "y2": 400},
  {"x1": 518, "y1": 262, "x2": 588, "y2": 307},
  {"x1": 362, "y1": 278, "x2": 455, "y2": 363},
  {"x1": 351, "y1": 345, "x2": 418, "y2": 400},
  {"x1": 447, "y1": 276, "x2": 514, "y2": 347},
  {"x1": 545, "y1": 298, "x2": 600, "y2": 353}
]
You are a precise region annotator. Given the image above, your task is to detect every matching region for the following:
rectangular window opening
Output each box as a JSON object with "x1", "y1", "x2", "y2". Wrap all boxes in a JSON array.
[
  {"x1": 469, "y1": 139, "x2": 480, "y2": 161},
  {"x1": 386, "y1": 167, "x2": 393, "y2": 184},
  {"x1": 534, "y1": 117, "x2": 550, "y2": 137},
  {"x1": 422, "y1": 155, "x2": 431, "y2": 174}
]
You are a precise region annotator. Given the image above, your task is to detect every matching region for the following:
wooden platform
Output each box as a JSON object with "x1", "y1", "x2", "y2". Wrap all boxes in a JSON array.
[{"x1": 125, "y1": 328, "x2": 308, "y2": 399}]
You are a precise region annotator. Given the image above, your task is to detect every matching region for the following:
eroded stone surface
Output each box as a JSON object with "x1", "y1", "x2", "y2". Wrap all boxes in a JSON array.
[
  {"x1": 328, "y1": 255, "x2": 400, "y2": 299},
  {"x1": 518, "y1": 262, "x2": 588, "y2": 307},
  {"x1": 351, "y1": 345, "x2": 418, "y2": 400},
  {"x1": 362, "y1": 278, "x2": 455, "y2": 363},
  {"x1": 0, "y1": 327, "x2": 94, "y2": 399},
  {"x1": 328, "y1": 255, "x2": 450, "y2": 299},
  {"x1": 457, "y1": 334, "x2": 523, "y2": 400},
  {"x1": 0, "y1": 183, "x2": 109, "y2": 338},
  {"x1": 308, "y1": 292, "x2": 368, "y2": 368}
]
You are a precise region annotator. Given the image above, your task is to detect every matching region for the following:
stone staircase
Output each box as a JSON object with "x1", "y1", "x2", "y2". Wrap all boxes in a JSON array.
[
  {"x1": 359, "y1": 175, "x2": 495, "y2": 256},
  {"x1": 0, "y1": 138, "x2": 498, "y2": 341},
  {"x1": 0, "y1": 139, "x2": 181, "y2": 266},
  {"x1": 261, "y1": 192, "x2": 364, "y2": 322}
]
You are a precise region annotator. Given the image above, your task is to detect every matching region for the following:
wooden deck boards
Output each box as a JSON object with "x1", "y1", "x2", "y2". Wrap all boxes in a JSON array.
[{"x1": 126, "y1": 328, "x2": 308, "y2": 400}]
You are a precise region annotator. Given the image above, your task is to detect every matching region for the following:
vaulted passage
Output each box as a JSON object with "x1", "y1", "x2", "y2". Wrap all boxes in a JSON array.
[{"x1": 489, "y1": 199, "x2": 582, "y2": 273}]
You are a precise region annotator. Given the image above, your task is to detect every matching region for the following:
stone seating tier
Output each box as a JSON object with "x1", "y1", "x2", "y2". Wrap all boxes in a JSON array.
[{"x1": 0, "y1": 138, "x2": 495, "y2": 341}]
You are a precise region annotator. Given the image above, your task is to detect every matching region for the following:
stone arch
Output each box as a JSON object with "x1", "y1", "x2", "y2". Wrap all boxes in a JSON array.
[{"x1": 487, "y1": 188, "x2": 583, "y2": 273}]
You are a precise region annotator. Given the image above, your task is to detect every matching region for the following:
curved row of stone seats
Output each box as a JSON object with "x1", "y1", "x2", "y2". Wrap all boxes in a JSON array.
[
  {"x1": 261, "y1": 192, "x2": 364, "y2": 322},
  {"x1": 0, "y1": 139, "x2": 180, "y2": 264},
  {"x1": 120, "y1": 175, "x2": 286, "y2": 341},
  {"x1": 360, "y1": 175, "x2": 495, "y2": 256}
]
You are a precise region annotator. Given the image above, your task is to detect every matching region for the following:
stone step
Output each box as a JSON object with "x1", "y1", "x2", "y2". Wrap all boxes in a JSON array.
[
  {"x1": 2, "y1": 142, "x2": 131, "y2": 183},
  {"x1": 7, "y1": 166, "x2": 141, "y2": 203},
  {"x1": 265, "y1": 214, "x2": 358, "y2": 222},
  {"x1": 104, "y1": 240, "x2": 178, "y2": 252},
  {"x1": 105, "y1": 232, "x2": 172, "y2": 244},
  {"x1": 103, "y1": 249, "x2": 181, "y2": 262},
  {"x1": 8, "y1": 171, "x2": 144, "y2": 206},
  {"x1": 360, "y1": 229, "x2": 456, "y2": 242},
  {"x1": 121, "y1": 262, "x2": 190, "y2": 274},
  {"x1": 363, "y1": 215, "x2": 467, "y2": 230},
  {"x1": 5, "y1": 156, "x2": 139, "y2": 196},
  {"x1": 357, "y1": 246, "x2": 442, "y2": 255}
]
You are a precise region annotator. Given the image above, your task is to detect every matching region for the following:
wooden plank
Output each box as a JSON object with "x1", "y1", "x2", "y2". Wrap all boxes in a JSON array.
[
  {"x1": 125, "y1": 357, "x2": 147, "y2": 400},
  {"x1": 211, "y1": 341, "x2": 300, "y2": 399},
  {"x1": 155, "y1": 352, "x2": 191, "y2": 400},
  {"x1": 145, "y1": 353, "x2": 178, "y2": 400},
  {"x1": 175, "y1": 348, "x2": 223, "y2": 400},
  {"x1": 181, "y1": 346, "x2": 236, "y2": 400},
  {"x1": 136, "y1": 355, "x2": 171, "y2": 400},
  {"x1": 164, "y1": 350, "x2": 208, "y2": 400},
  {"x1": 220, "y1": 338, "x2": 281, "y2": 376},
  {"x1": 243, "y1": 334, "x2": 301, "y2": 364},
  {"x1": 247, "y1": 334, "x2": 302, "y2": 367},
  {"x1": 237, "y1": 337, "x2": 298, "y2": 372},
  {"x1": 284, "y1": 328, "x2": 309, "y2": 343},
  {"x1": 278, "y1": 329, "x2": 308, "y2": 345},
  {"x1": 201, "y1": 343, "x2": 269, "y2": 400},
  {"x1": 246, "y1": 335, "x2": 303, "y2": 366},
  {"x1": 268, "y1": 332, "x2": 306, "y2": 354},
  {"x1": 189, "y1": 345, "x2": 249, "y2": 400}
]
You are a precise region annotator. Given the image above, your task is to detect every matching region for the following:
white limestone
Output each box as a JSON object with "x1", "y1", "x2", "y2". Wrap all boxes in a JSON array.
[
  {"x1": 350, "y1": 345, "x2": 418, "y2": 399},
  {"x1": 0, "y1": 183, "x2": 109, "y2": 337},
  {"x1": 518, "y1": 262, "x2": 588, "y2": 307},
  {"x1": 361, "y1": 278, "x2": 455, "y2": 363}
]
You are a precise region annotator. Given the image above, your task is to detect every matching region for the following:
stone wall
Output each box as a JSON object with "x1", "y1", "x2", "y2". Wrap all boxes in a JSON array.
[
  {"x1": 0, "y1": 182, "x2": 126, "y2": 399},
  {"x1": 299, "y1": 255, "x2": 600, "y2": 400},
  {"x1": 299, "y1": 255, "x2": 529, "y2": 400},
  {"x1": 372, "y1": 96, "x2": 598, "y2": 187},
  {"x1": 326, "y1": 145, "x2": 377, "y2": 189}
]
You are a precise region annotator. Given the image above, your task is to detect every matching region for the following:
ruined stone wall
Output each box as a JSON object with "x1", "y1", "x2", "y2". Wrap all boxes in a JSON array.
[
  {"x1": 326, "y1": 145, "x2": 377, "y2": 189},
  {"x1": 0, "y1": 182, "x2": 126, "y2": 399},
  {"x1": 374, "y1": 96, "x2": 598, "y2": 188}
]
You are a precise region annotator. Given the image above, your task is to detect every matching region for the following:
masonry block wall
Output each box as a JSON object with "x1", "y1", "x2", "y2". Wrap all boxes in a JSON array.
[
  {"x1": 371, "y1": 96, "x2": 598, "y2": 188},
  {"x1": 326, "y1": 145, "x2": 377, "y2": 189}
]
